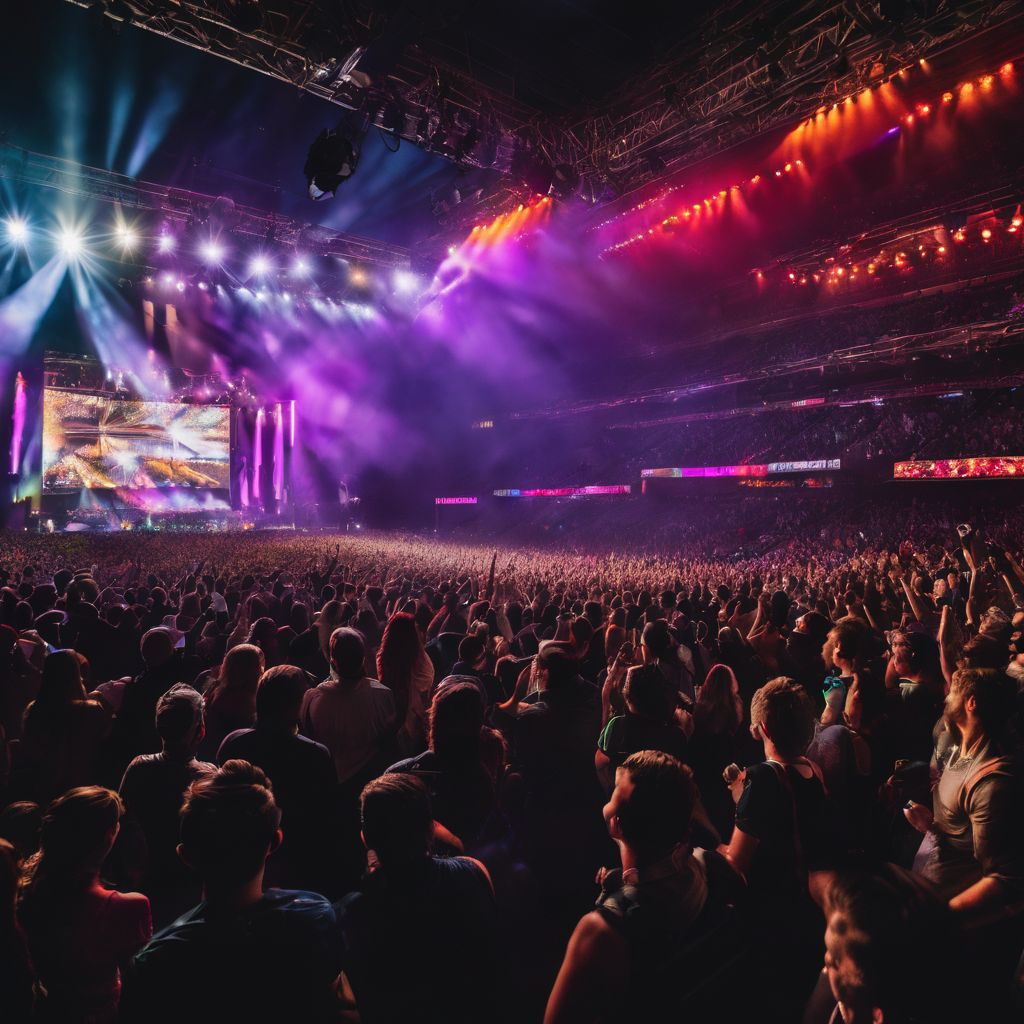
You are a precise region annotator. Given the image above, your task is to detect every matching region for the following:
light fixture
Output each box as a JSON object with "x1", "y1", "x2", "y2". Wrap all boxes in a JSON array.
[
  {"x1": 291, "y1": 256, "x2": 310, "y2": 276},
  {"x1": 57, "y1": 225, "x2": 85, "y2": 259},
  {"x1": 4, "y1": 217, "x2": 28, "y2": 245},
  {"x1": 157, "y1": 233, "x2": 175, "y2": 254},
  {"x1": 249, "y1": 254, "x2": 272, "y2": 276},
  {"x1": 115, "y1": 223, "x2": 139, "y2": 251},
  {"x1": 201, "y1": 240, "x2": 226, "y2": 264}
]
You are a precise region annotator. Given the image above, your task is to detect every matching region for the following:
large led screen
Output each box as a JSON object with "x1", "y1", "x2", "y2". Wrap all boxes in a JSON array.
[{"x1": 42, "y1": 390, "x2": 231, "y2": 491}]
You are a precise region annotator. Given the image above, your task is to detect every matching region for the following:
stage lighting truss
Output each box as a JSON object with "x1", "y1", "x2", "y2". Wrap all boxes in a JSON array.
[
  {"x1": 0, "y1": 141, "x2": 414, "y2": 279},
  {"x1": 65, "y1": 0, "x2": 1023, "y2": 224}
]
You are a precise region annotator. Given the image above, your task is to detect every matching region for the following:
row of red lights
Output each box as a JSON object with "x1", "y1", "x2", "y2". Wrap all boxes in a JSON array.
[
  {"x1": 600, "y1": 160, "x2": 806, "y2": 257},
  {"x1": 767, "y1": 208, "x2": 1023, "y2": 287},
  {"x1": 599, "y1": 60, "x2": 1017, "y2": 259}
]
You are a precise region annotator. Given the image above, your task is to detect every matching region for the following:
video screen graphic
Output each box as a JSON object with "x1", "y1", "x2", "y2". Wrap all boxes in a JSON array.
[
  {"x1": 42, "y1": 390, "x2": 231, "y2": 492},
  {"x1": 894, "y1": 456, "x2": 1024, "y2": 480}
]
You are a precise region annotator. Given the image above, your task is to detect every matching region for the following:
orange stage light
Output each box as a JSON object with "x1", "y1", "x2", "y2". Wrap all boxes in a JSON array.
[
  {"x1": 982, "y1": 228, "x2": 992, "y2": 239},
  {"x1": 942, "y1": 92, "x2": 954, "y2": 103},
  {"x1": 1001, "y1": 62, "x2": 1014, "y2": 75}
]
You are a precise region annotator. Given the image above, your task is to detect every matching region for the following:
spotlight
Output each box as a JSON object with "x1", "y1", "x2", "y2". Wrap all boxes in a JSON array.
[
  {"x1": 115, "y1": 223, "x2": 139, "y2": 251},
  {"x1": 4, "y1": 217, "x2": 28, "y2": 245},
  {"x1": 942, "y1": 91, "x2": 954, "y2": 103},
  {"x1": 303, "y1": 128, "x2": 360, "y2": 201},
  {"x1": 291, "y1": 256, "x2": 311, "y2": 276},
  {"x1": 1001, "y1": 62, "x2": 1014, "y2": 75},
  {"x1": 157, "y1": 233, "x2": 175, "y2": 253},
  {"x1": 57, "y1": 226, "x2": 85, "y2": 259},
  {"x1": 349, "y1": 266, "x2": 368, "y2": 287},
  {"x1": 981, "y1": 228, "x2": 992, "y2": 240},
  {"x1": 393, "y1": 269, "x2": 421, "y2": 294},
  {"x1": 201, "y1": 240, "x2": 226, "y2": 264},
  {"x1": 176, "y1": 280, "x2": 186, "y2": 292},
  {"x1": 249, "y1": 254, "x2": 272, "y2": 276}
]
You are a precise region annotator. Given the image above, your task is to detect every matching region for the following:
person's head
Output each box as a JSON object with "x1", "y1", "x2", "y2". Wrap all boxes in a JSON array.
[
  {"x1": 793, "y1": 610, "x2": 831, "y2": 647},
  {"x1": 377, "y1": 611, "x2": 422, "y2": 683},
  {"x1": 37, "y1": 649, "x2": 86, "y2": 704},
  {"x1": 535, "y1": 641, "x2": 577, "y2": 692},
  {"x1": 21, "y1": 788, "x2": 123, "y2": 898},
  {"x1": 623, "y1": 664, "x2": 673, "y2": 722},
  {"x1": 457, "y1": 633, "x2": 486, "y2": 670},
  {"x1": 944, "y1": 667, "x2": 1014, "y2": 740},
  {"x1": 946, "y1": 570, "x2": 959, "y2": 591},
  {"x1": 603, "y1": 751, "x2": 696, "y2": 866},
  {"x1": 155, "y1": 684, "x2": 205, "y2": 754},
  {"x1": 317, "y1": 599, "x2": 345, "y2": 658},
  {"x1": 360, "y1": 773, "x2": 433, "y2": 869},
  {"x1": 569, "y1": 616, "x2": 593, "y2": 658},
  {"x1": 213, "y1": 643, "x2": 264, "y2": 698},
  {"x1": 254, "y1": 665, "x2": 308, "y2": 730},
  {"x1": 824, "y1": 617, "x2": 870, "y2": 674},
  {"x1": 750, "y1": 676, "x2": 816, "y2": 759},
  {"x1": 0, "y1": 802, "x2": 42, "y2": 864},
  {"x1": 178, "y1": 761, "x2": 281, "y2": 889},
  {"x1": 640, "y1": 620, "x2": 674, "y2": 663},
  {"x1": 330, "y1": 626, "x2": 366, "y2": 681},
  {"x1": 695, "y1": 663, "x2": 743, "y2": 736},
  {"x1": 428, "y1": 680, "x2": 485, "y2": 760},
  {"x1": 890, "y1": 630, "x2": 940, "y2": 681},
  {"x1": 979, "y1": 606, "x2": 1011, "y2": 644},
  {"x1": 140, "y1": 626, "x2": 176, "y2": 668},
  {"x1": 823, "y1": 866, "x2": 959, "y2": 1024}
]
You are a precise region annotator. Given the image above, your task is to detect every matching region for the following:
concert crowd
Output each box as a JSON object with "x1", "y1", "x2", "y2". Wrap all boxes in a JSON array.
[{"x1": 1, "y1": 516, "x2": 1023, "y2": 1023}]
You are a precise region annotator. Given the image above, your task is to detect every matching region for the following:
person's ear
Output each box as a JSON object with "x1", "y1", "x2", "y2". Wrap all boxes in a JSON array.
[
  {"x1": 267, "y1": 828, "x2": 283, "y2": 857},
  {"x1": 965, "y1": 694, "x2": 978, "y2": 716},
  {"x1": 176, "y1": 842, "x2": 195, "y2": 869},
  {"x1": 750, "y1": 722, "x2": 762, "y2": 742}
]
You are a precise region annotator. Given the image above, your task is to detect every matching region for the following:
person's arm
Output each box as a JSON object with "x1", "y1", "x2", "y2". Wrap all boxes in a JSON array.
[
  {"x1": 937, "y1": 605, "x2": 958, "y2": 688},
  {"x1": 544, "y1": 912, "x2": 628, "y2": 1024},
  {"x1": 950, "y1": 773, "x2": 1024, "y2": 921},
  {"x1": 965, "y1": 566, "x2": 981, "y2": 628},
  {"x1": 720, "y1": 827, "x2": 758, "y2": 881},
  {"x1": 900, "y1": 576, "x2": 927, "y2": 625}
]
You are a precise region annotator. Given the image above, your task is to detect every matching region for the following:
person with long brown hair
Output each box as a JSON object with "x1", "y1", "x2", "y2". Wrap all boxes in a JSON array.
[
  {"x1": 688, "y1": 664, "x2": 744, "y2": 840},
  {"x1": 197, "y1": 644, "x2": 264, "y2": 761},
  {"x1": 18, "y1": 787, "x2": 150, "y2": 1023},
  {"x1": 20, "y1": 650, "x2": 110, "y2": 804},
  {"x1": 376, "y1": 612, "x2": 434, "y2": 756}
]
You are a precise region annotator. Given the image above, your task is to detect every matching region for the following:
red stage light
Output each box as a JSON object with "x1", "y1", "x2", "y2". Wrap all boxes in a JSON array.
[
  {"x1": 788, "y1": 272, "x2": 796, "y2": 281},
  {"x1": 784, "y1": 163, "x2": 792, "y2": 172},
  {"x1": 1013, "y1": 215, "x2": 1023, "y2": 227},
  {"x1": 980, "y1": 75, "x2": 994, "y2": 90},
  {"x1": 750, "y1": 174, "x2": 761, "y2": 184},
  {"x1": 775, "y1": 169, "x2": 782, "y2": 177},
  {"x1": 982, "y1": 228, "x2": 992, "y2": 239},
  {"x1": 942, "y1": 91, "x2": 954, "y2": 103},
  {"x1": 918, "y1": 104, "x2": 931, "y2": 115},
  {"x1": 937, "y1": 245, "x2": 946, "y2": 254},
  {"x1": 904, "y1": 114, "x2": 914, "y2": 124},
  {"x1": 960, "y1": 82, "x2": 974, "y2": 95},
  {"x1": 836, "y1": 266, "x2": 845, "y2": 276},
  {"x1": 1001, "y1": 62, "x2": 1014, "y2": 75}
]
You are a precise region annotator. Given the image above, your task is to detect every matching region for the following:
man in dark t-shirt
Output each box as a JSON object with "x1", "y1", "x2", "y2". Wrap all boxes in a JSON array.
[
  {"x1": 217, "y1": 666, "x2": 337, "y2": 890},
  {"x1": 596, "y1": 664, "x2": 688, "y2": 791},
  {"x1": 336, "y1": 774, "x2": 497, "y2": 1024},
  {"x1": 121, "y1": 762, "x2": 342, "y2": 1024},
  {"x1": 118, "y1": 684, "x2": 215, "y2": 926}
]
